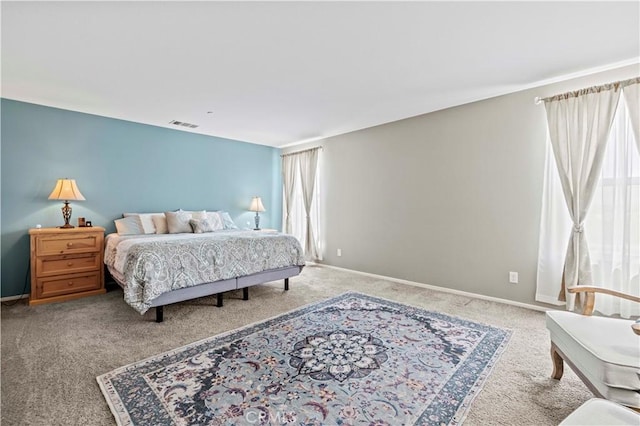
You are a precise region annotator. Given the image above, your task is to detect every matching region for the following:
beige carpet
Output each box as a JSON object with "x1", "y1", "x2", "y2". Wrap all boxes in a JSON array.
[{"x1": 1, "y1": 265, "x2": 592, "y2": 425}]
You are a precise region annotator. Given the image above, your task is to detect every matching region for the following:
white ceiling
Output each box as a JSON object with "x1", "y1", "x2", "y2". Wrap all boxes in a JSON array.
[{"x1": 2, "y1": 2, "x2": 639, "y2": 148}]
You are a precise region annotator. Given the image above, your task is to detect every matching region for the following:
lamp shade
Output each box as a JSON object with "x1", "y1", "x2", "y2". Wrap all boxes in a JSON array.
[
  {"x1": 249, "y1": 196, "x2": 265, "y2": 212},
  {"x1": 48, "y1": 179, "x2": 86, "y2": 201}
]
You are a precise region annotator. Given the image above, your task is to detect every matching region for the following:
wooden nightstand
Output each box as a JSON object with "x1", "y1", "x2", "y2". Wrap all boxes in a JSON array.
[{"x1": 29, "y1": 226, "x2": 106, "y2": 305}]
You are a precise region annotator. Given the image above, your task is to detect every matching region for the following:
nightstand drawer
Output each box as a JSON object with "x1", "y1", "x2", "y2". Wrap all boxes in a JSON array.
[
  {"x1": 35, "y1": 233, "x2": 101, "y2": 256},
  {"x1": 36, "y1": 272, "x2": 101, "y2": 299},
  {"x1": 36, "y1": 253, "x2": 101, "y2": 276}
]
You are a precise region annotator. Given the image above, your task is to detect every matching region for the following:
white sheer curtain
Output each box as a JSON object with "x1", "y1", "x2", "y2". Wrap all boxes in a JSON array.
[
  {"x1": 282, "y1": 147, "x2": 323, "y2": 261},
  {"x1": 298, "y1": 148, "x2": 320, "y2": 260},
  {"x1": 282, "y1": 155, "x2": 297, "y2": 234},
  {"x1": 537, "y1": 79, "x2": 640, "y2": 317},
  {"x1": 543, "y1": 85, "x2": 621, "y2": 310},
  {"x1": 622, "y1": 81, "x2": 640, "y2": 151},
  {"x1": 585, "y1": 98, "x2": 640, "y2": 317},
  {"x1": 536, "y1": 141, "x2": 572, "y2": 306}
]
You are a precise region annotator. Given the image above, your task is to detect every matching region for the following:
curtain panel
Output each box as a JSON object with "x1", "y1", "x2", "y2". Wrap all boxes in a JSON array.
[
  {"x1": 298, "y1": 148, "x2": 320, "y2": 260},
  {"x1": 585, "y1": 99, "x2": 640, "y2": 317},
  {"x1": 543, "y1": 86, "x2": 621, "y2": 309},
  {"x1": 537, "y1": 77, "x2": 640, "y2": 316},
  {"x1": 281, "y1": 147, "x2": 322, "y2": 261},
  {"x1": 622, "y1": 81, "x2": 640, "y2": 152},
  {"x1": 282, "y1": 155, "x2": 297, "y2": 235}
]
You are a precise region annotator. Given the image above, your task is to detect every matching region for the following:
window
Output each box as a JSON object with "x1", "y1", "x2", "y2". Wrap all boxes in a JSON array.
[
  {"x1": 536, "y1": 84, "x2": 639, "y2": 318},
  {"x1": 282, "y1": 148, "x2": 323, "y2": 261},
  {"x1": 584, "y1": 100, "x2": 639, "y2": 317}
]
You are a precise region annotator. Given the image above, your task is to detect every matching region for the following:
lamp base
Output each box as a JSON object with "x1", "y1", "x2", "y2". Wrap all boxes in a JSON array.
[{"x1": 60, "y1": 201, "x2": 74, "y2": 229}]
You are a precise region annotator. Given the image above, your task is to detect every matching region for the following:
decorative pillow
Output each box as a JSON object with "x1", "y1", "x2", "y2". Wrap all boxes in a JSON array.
[
  {"x1": 189, "y1": 218, "x2": 215, "y2": 234},
  {"x1": 114, "y1": 216, "x2": 145, "y2": 235},
  {"x1": 205, "y1": 212, "x2": 224, "y2": 231},
  {"x1": 123, "y1": 213, "x2": 163, "y2": 234},
  {"x1": 152, "y1": 215, "x2": 168, "y2": 234},
  {"x1": 189, "y1": 210, "x2": 207, "y2": 220},
  {"x1": 165, "y1": 211, "x2": 193, "y2": 234},
  {"x1": 217, "y1": 211, "x2": 239, "y2": 229}
]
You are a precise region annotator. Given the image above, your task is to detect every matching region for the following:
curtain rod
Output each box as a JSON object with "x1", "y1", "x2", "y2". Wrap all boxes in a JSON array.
[
  {"x1": 280, "y1": 146, "x2": 323, "y2": 157},
  {"x1": 534, "y1": 76, "x2": 640, "y2": 105}
]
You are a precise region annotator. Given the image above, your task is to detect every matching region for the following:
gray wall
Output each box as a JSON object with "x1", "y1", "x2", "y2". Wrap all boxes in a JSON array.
[{"x1": 284, "y1": 64, "x2": 639, "y2": 307}]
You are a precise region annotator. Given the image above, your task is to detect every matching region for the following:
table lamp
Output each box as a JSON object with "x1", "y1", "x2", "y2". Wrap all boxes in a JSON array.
[
  {"x1": 249, "y1": 196, "x2": 266, "y2": 230},
  {"x1": 48, "y1": 178, "x2": 85, "y2": 228}
]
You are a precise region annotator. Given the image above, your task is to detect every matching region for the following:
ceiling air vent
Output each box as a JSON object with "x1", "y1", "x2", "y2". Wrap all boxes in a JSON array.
[{"x1": 169, "y1": 120, "x2": 199, "y2": 129}]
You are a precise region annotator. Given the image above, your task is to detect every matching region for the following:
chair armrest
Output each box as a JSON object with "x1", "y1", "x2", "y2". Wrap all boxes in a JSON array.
[
  {"x1": 568, "y1": 286, "x2": 640, "y2": 336},
  {"x1": 567, "y1": 286, "x2": 640, "y2": 316}
]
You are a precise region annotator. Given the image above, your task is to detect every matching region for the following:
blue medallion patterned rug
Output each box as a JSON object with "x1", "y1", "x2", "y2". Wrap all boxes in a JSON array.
[{"x1": 97, "y1": 292, "x2": 511, "y2": 425}]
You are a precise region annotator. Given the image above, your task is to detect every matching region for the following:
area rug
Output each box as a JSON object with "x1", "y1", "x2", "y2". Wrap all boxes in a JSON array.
[{"x1": 97, "y1": 292, "x2": 512, "y2": 425}]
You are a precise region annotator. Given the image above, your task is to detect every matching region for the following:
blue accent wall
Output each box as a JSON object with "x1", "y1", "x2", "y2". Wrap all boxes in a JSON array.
[{"x1": 1, "y1": 98, "x2": 282, "y2": 297}]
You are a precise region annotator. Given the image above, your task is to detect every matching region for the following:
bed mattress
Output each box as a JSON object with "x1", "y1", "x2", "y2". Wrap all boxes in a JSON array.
[{"x1": 104, "y1": 230, "x2": 305, "y2": 314}]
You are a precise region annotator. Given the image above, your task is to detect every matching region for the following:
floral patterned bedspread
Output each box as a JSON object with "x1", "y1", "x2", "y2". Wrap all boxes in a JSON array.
[{"x1": 104, "y1": 230, "x2": 305, "y2": 314}]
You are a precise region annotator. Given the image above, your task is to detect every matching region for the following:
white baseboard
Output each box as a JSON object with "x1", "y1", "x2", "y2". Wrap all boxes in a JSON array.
[
  {"x1": 316, "y1": 263, "x2": 550, "y2": 312},
  {"x1": 2, "y1": 263, "x2": 548, "y2": 311},
  {"x1": 1, "y1": 294, "x2": 29, "y2": 302}
]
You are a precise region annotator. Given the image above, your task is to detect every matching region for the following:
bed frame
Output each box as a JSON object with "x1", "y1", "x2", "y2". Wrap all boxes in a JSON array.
[{"x1": 111, "y1": 265, "x2": 304, "y2": 322}]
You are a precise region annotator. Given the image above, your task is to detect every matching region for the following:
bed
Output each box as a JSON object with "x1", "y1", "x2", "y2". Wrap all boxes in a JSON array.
[{"x1": 104, "y1": 229, "x2": 305, "y2": 322}]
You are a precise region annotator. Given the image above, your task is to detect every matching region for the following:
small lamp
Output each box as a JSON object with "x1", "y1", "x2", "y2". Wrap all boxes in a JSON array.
[
  {"x1": 48, "y1": 178, "x2": 85, "y2": 229},
  {"x1": 249, "y1": 196, "x2": 266, "y2": 230}
]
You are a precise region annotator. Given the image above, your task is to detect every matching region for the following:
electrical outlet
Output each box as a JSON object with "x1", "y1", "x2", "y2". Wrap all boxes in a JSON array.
[
  {"x1": 337, "y1": 248, "x2": 342, "y2": 257},
  {"x1": 509, "y1": 271, "x2": 518, "y2": 284}
]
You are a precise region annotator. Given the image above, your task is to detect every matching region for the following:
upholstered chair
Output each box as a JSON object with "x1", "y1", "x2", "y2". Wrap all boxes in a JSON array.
[
  {"x1": 560, "y1": 398, "x2": 640, "y2": 425},
  {"x1": 546, "y1": 286, "x2": 640, "y2": 410}
]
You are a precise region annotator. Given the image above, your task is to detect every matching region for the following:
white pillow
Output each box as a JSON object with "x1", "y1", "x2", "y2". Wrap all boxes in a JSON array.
[
  {"x1": 205, "y1": 212, "x2": 224, "y2": 231},
  {"x1": 123, "y1": 213, "x2": 163, "y2": 234},
  {"x1": 114, "y1": 216, "x2": 144, "y2": 235},
  {"x1": 217, "y1": 211, "x2": 239, "y2": 229},
  {"x1": 165, "y1": 211, "x2": 193, "y2": 233},
  {"x1": 152, "y1": 215, "x2": 168, "y2": 234},
  {"x1": 189, "y1": 210, "x2": 207, "y2": 220}
]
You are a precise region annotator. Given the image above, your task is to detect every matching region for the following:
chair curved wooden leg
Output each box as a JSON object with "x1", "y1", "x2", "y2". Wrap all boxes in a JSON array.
[{"x1": 551, "y1": 345, "x2": 564, "y2": 380}]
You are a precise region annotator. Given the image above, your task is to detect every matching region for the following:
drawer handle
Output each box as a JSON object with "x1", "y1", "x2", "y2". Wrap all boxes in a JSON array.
[
  {"x1": 67, "y1": 262, "x2": 73, "y2": 267},
  {"x1": 67, "y1": 242, "x2": 74, "y2": 247},
  {"x1": 68, "y1": 281, "x2": 74, "y2": 286}
]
